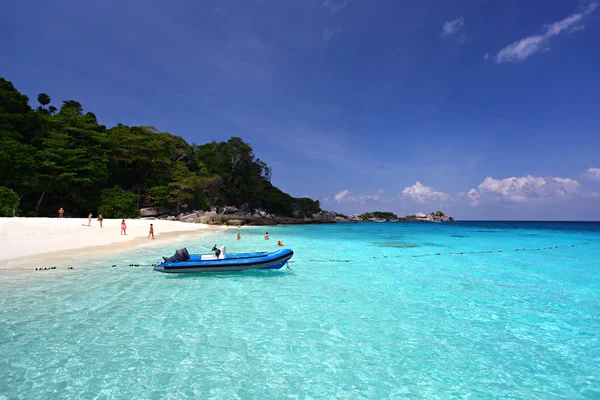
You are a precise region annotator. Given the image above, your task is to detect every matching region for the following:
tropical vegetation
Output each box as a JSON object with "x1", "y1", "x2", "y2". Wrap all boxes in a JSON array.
[{"x1": 0, "y1": 77, "x2": 321, "y2": 218}]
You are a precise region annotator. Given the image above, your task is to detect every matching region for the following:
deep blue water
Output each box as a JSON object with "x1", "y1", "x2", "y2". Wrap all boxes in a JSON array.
[{"x1": 1, "y1": 221, "x2": 600, "y2": 399}]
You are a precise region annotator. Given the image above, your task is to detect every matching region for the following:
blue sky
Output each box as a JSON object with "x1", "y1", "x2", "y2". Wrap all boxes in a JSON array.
[{"x1": 2, "y1": 0, "x2": 599, "y2": 220}]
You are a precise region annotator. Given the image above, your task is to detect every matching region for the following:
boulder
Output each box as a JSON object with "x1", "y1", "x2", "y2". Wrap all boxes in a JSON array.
[
  {"x1": 199, "y1": 214, "x2": 223, "y2": 224},
  {"x1": 140, "y1": 207, "x2": 166, "y2": 217},
  {"x1": 253, "y1": 209, "x2": 269, "y2": 218},
  {"x1": 222, "y1": 213, "x2": 249, "y2": 223},
  {"x1": 311, "y1": 211, "x2": 337, "y2": 223}
]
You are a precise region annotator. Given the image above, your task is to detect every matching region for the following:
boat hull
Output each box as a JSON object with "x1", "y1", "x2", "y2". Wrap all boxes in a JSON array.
[{"x1": 154, "y1": 248, "x2": 294, "y2": 273}]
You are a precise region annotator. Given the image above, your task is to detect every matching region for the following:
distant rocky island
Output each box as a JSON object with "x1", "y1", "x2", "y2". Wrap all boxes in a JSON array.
[
  {"x1": 140, "y1": 206, "x2": 454, "y2": 226},
  {"x1": 347, "y1": 210, "x2": 455, "y2": 222}
]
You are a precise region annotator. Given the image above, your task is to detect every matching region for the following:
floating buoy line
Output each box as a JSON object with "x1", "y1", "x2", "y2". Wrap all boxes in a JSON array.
[
  {"x1": 287, "y1": 240, "x2": 597, "y2": 264},
  {"x1": 29, "y1": 240, "x2": 598, "y2": 270}
]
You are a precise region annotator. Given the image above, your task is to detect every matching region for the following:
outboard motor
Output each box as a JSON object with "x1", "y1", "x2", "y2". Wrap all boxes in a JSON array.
[{"x1": 162, "y1": 248, "x2": 190, "y2": 263}]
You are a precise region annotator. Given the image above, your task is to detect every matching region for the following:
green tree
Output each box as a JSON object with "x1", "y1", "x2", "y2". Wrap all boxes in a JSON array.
[
  {"x1": 195, "y1": 137, "x2": 271, "y2": 207},
  {"x1": 36, "y1": 93, "x2": 51, "y2": 114},
  {"x1": 146, "y1": 186, "x2": 169, "y2": 208},
  {"x1": 0, "y1": 78, "x2": 40, "y2": 192},
  {"x1": 37, "y1": 93, "x2": 50, "y2": 108},
  {"x1": 167, "y1": 164, "x2": 199, "y2": 213},
  {"x1": 0, "y1": 186, "x2": 20, "y2": 216},
  {"x1": 34, "y1": 101, "x2": 109, "y2": 211},
  {"x1": 98, "y1": 185, "x2": 140, "y2": 218}
]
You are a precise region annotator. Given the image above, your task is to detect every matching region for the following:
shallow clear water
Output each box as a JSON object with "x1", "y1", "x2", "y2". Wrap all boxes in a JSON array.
[{"x1": 1, "y1": 222, "x2": 600, "y2": 399}]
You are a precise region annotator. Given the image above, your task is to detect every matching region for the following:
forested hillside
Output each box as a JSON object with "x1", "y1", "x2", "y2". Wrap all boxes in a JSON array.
[{"x1": 0, "y1": 78, "x2": 321, "y2": 218}]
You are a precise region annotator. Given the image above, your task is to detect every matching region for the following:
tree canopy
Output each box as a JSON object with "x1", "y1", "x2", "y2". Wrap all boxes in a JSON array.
[{"x1": 0, "y1": 77, "x2": 321, "y2": 218}]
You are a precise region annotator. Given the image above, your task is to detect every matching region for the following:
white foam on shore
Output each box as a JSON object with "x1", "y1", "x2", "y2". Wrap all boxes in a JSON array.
[{"x1": 0, "y1": 217, "x2": 223, "y2": 266}]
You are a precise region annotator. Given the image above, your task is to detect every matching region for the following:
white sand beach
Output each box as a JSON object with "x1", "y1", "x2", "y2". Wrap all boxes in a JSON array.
[{"x1": 0, "y1": 217, "x2": 223, "y2": 268}]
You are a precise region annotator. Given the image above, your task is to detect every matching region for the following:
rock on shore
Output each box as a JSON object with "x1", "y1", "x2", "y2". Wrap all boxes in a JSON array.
[{"x1": 139, "y1": 207, "x2": 338, "y2": 226}]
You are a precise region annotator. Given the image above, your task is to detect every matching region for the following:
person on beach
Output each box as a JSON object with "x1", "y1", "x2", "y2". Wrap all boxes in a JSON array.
[
  {"x1": 264, "y1": 232, "x2": 269, "y2": 240},
  {"x1": 88, "y1": 213, "x2": 92, "y2": 226},
  {"x1": 148, "y1": 223, "x2": 154, "y2": 239},
  {"x1": 237, "y1": 232, "x2": 241, "y2": 240},
  {"x1": 277, "y1": 240, "x2": 283, "y2": 247},
  {"x1": 58, "y1": 208, "x2": 64, "y2": 218},
  {"x1": 97, "y1": 214, "x2": 103, "y2": 227},
  {"x1": 121, "y1": 220, "x2": 127, "y2": 235}
]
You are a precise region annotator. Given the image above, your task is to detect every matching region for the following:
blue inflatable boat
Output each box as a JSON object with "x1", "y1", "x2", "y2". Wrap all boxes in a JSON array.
[{"x1": 154, "y1": 246, "x2": 294, "y2": 273}]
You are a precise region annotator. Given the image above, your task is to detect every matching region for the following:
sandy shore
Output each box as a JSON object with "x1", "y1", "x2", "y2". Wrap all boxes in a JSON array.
[{"x1": 0, "y1": 217, "x2": 224, "y2": 269}]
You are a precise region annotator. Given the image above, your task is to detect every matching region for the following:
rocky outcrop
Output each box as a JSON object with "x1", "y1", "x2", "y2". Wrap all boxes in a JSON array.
[
  {"x1": 141, "y1": 205, "x2": 455, "y2": 225},
  {"x1": 348, "y1": 210, "x2": 455, "y2": 222},
  {"x1": 410, "y1": 210, "x2": 454, "y2": 222},
  {"x1": 143, "y1": 206, "x2": 342, "y2": 226},
  {"x1": 140, "y1": 207, "x2": 168, "y2": 217}
]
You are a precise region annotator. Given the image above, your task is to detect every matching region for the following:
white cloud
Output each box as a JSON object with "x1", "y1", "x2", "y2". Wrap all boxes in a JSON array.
[
  {"x1": 471, "y1": 175, "x2": 580, "y2": 203},
  {"x1": 322, "y1": 0, "x2": 348, "y2": 15},
  {"x1": 495, "y1": 35, "x2": 547, "y2": 63},
  {"x1": 323, "y1": 26, "x2": 341, "y2": 41},
  {"x1": 334, "y1": 189, "x2": 349, "y2": 202},
  {"x1": 329, "y1": 189, "x2": 385, "y2": 204},
  {"x1": 492, "y1": 3, "x2": 598, "y2": 63},
  {"x1": 442, "y1": 17, "x2": 464, "y2": 37},
  {"x1": 402, "y1": 182, "x2": 450, "y2": 203},
  {"x1": 467, "y1": 188, "x2": 481, "y2": 206},
  {"x1": 582, "y1": 167, "x2": 600, "y2": 181}
]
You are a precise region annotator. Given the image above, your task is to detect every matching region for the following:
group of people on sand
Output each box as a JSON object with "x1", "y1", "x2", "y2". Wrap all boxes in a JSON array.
[
  {"x1": 121, "y1": 220, "x2": 154, "y2": 239},
  {"x1": 60, "y1": 208, "x2": 104, "y2": 227},
  {"x1": 58, "y1": 208, "x2": 154, "y2": 239},
  {"x1": 86, "y1": 212, "x2": 103, "y2": 227}
]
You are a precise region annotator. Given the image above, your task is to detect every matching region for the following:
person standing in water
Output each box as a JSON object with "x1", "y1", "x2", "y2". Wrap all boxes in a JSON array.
[
  {"x1": 237, "y1": 232, "x2": 241, "y2": 240},
  {"x1": 88, "y1": 213, "x2": 92, "y2": 226},
  {"x1": 148, "y1": 223, "x2": 154, "y2": 239},
  {"x1": 121, "y1": 220, "x2": 127, "y2": 235},
  {"x1": 264, "y1": 232, "x2": 269, "y2": 240}
]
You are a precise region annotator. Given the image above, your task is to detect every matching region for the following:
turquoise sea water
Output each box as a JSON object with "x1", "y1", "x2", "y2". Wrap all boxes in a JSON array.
[{"x1": 1, "y1": 221, "x2": 600, "y2": 399}]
